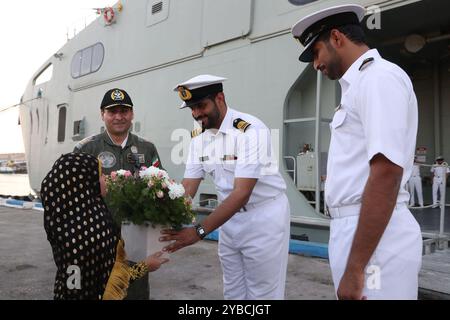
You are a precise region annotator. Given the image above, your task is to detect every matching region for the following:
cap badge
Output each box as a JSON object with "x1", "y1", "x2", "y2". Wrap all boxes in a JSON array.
[
  {"x1": 178, "y1": 86, "x2": 192, "y2": 101},
  {"x1": 111, "y1": 90, "x2": 125, "y2": 101}
]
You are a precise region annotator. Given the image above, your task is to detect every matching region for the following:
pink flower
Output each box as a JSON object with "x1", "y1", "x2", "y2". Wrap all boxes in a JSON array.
[
  {"x1": 156, "y1": 191, "x2": 164, "y2": 198},
  {"x1": 157, "y1": 171, "x2": 164, "y2": 178},
  {"x1": 124, "y1": 171, "x2": 132, "y2": 178},
  {"x1": 148, "y1": 180, "x2": 154, "y2": 188},
  {"x1": 161, "y1": 182, "x2": 168, "y2": 189},
  {"x1": 110, "y1": 171, "x2": 117, "y2": 180},
  {"x1": 141, "y1": 166, "x2": 148, "y2": 170}
]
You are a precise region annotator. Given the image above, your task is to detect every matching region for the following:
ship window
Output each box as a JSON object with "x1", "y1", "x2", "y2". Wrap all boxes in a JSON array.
[
  {"x1": 71, "y1": 43, "x2": 104, "y2": 78},
  {"x1": 71, "y1": 51, "x2": 82, "y2": 78},
  {"x1": 91, "y1": 43, "x2": 104, "y2": 72},
  {"x1": 80, "y1": 47, "x2": 93, "y2": 76},
  {"x1": 288, "y1": 0, "x2": 319, "y2": 5},
  {"x1": 57, "y1": 105, "x2": 67, "y2": 143},
  {"x1": 34, "y1": 64, "x2": 53, "y2": 86}
]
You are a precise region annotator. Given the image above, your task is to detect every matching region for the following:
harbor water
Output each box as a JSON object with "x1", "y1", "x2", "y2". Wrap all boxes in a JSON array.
[{"x1": 0, "y1": 174, "x2": 34, "y2": 196}]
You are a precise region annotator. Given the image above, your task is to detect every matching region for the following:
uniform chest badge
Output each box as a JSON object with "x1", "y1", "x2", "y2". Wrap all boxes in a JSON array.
[
  {"x1": 222, "y1": 155, "x2": 238, "y2": 161},
  {"x1": 131, "y1": 146, "x2": 138, "y2": 154},
  {"x1": 98, "y1": 151, "x2": 117, "y2": 169},
  {"x1": 127, "y1": 153, "x2": 145, "y2": 164}
]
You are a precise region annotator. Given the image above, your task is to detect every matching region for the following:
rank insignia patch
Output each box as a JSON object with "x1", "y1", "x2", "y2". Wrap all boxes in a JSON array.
[
  {"x1": 191, "y1": 128, "x2": 203, "y2": 138},
  {"x1": 359, "y1": 57, "x2": 374, "y2": 71},
  {"x1": 233, "y1": 118, "x2": 251, "y2": 132}
]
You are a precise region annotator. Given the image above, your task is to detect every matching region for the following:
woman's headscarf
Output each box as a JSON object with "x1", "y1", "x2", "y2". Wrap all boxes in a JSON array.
[{"x1": 42, "y1": 152, "x2": 120, "y2": 300}]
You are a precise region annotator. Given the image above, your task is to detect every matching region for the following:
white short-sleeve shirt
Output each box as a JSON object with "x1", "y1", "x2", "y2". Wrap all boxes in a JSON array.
[
  {"x1": 431, "y1": 165, "x2": 450, "y2": 179},
  {"x1": 325, "y1": 49, "x2": 418, "y2": 208},
  {"x1": 184, "y1": 107, "x2": 286, "y2": 204},
  {"x1": 410, "y1": 164, "x2": 421, "y2": 178}
]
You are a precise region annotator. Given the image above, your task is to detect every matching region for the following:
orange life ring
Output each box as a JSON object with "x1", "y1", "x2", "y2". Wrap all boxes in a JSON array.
[{"x1": 103, "y1": 7, "x2": 115, "y2": 24}]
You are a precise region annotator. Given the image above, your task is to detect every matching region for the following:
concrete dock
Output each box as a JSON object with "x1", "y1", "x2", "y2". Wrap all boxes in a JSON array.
[
  {"x1": 0, "y1": 206, "x2": 335, "y2": 300},
  {"x1": 0, "y1": 206, "x2": 448, "y2": 300}
]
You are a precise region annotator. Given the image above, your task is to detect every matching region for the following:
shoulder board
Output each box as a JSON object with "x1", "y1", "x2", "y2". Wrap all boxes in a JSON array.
[
  {"x1": 359, "y1": 57, "x2": 374, "y2": 71},
  {"x1": 191, "y1": 128, "x2": 204, "y2": 138},
  {"x1": 233, "y1": 118, "x2": 251, "y2": 133},
  {"x1": 75, "y1": 135, "x2": 96, "y2": 149}
]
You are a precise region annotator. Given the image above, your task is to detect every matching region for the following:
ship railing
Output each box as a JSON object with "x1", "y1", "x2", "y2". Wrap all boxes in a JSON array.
[{"x1": 283, "y1": 156, "x2": 296, "y2": 186}]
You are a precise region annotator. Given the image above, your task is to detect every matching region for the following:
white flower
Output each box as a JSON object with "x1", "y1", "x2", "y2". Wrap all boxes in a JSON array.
[
  {"x1": 139, "y1": 166, "x2": 171, "y2": 183},
  {"x1": 116, "y1": 169, "x2": 127, "y2": 176},
  {"x1": 168, "y1": 183, "x2": 185, "y2": 200},
  {"x1": 156, "y1": 190, "x2": 164, "y2": 198},
  {"x1": 139, "y1": 166, "x2": 160, "y2": 179}
]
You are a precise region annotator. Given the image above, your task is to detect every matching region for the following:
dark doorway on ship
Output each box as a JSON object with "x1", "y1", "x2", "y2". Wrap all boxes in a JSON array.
[{"x1": 364, "y1": 0, "x2": 450, "y2": 235}]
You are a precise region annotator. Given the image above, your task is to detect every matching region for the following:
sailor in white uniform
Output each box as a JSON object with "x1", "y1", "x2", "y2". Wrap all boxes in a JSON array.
[
  {"x1": 292, "y1": 4, "x2": 422, "y2": 299},
  {"x1": 431, "y1": 156, "x2": 450, "y2": 208},
  {"x1": 160, "y1": 75, "x2": 290, "y2": 300},
  {"x1": 408, "y1": 156, "x2": 424, "y2": 207}
]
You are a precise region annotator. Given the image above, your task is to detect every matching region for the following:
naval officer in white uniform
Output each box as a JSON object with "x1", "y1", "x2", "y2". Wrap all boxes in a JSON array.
[
  {"x1": 292, "y1": 4, "x2": 422, "y2": 299},
  {"x1": 431, "y1": 156, "x2": 450, "y2": 208},
  {"x1": 160, "y1": 75, "x2": 290, "y2": 299},
  {"x1": 408, "y1": 156, "x2": 424, "y2": 207}
]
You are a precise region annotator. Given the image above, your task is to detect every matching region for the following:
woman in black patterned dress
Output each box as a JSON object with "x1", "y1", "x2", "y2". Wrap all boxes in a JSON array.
[{"x1": 41, "y1": 152, "x2": 168, "y2": 300}]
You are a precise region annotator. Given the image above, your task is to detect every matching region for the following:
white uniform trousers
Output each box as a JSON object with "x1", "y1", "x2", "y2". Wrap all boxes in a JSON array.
[
  {"x1": 408, "y1": 176, "x2": 423, "y2": 206},
  {"x1": 218, "y1": 193, "x2": 290, "y2": 300},
  {"x1": 328, "y1": 203, "x2": 422, "y2": 299},
  {"x1": 432, "y1": 177, "x2": 445, "y2": 206}
]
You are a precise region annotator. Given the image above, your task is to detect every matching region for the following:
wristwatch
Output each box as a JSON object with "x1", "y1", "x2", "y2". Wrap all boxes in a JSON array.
[{"x1": 195, "y1": 224, "x2": 207, "y2": 240}]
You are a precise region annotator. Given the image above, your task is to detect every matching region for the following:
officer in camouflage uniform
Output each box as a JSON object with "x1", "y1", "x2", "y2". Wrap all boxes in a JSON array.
[
  {"x1": 73, "y1": 88, "x2": 163, "y2": 299},
  {"x1": 74, "y1": 88, "x2": 163, "y2": 174}
]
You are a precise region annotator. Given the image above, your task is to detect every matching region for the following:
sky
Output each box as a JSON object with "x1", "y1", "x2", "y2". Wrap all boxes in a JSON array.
[{"x1": 0, "y1": 0, "x2": 115, "y2": 154}]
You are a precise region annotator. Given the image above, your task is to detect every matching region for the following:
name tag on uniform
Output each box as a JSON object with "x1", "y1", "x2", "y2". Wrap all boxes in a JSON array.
[
  {"x1": 222, "y1": 155, "x2": 237, "y2": 161},
  {"x1": 199, "y1": 156, "x2": 209, "y2": 162},
  {"x1": 127, "y1": 153, "x2": 145, "y2": 164}
]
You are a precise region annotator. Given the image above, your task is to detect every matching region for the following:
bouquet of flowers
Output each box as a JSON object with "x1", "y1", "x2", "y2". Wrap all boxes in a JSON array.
[{"x1": 105, "y1": 166, "x2": 195, "y2": 228}]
